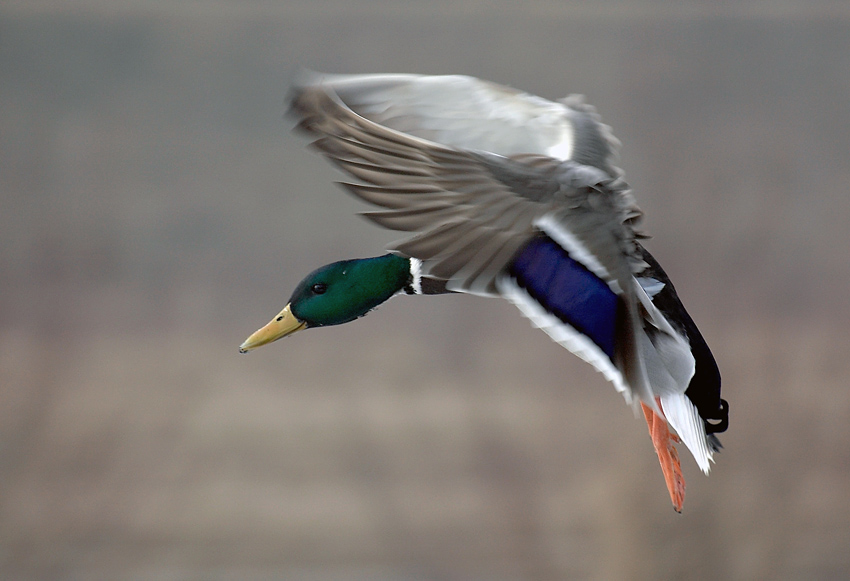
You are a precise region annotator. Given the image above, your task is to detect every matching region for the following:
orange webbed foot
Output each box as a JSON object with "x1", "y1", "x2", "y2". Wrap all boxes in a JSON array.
[{"x1": 641, "y1": 400, "x2": 686, "y2": 512}]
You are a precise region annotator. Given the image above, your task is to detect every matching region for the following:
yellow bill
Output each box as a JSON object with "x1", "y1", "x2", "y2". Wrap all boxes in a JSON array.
[{"x1": 239, "y1": 303, "x2": 307, "y2": 353}]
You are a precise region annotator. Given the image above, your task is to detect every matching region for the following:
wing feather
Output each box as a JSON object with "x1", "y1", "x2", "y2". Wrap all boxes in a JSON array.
[
  {"x1": 291, "y1": 81, "x2": 645, "y2": 290},
  {"x1": 289, "y1": 71, "x2": 655, "y2": 409}
]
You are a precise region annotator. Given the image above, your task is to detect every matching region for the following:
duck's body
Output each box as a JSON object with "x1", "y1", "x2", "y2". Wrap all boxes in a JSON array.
[{"x1": 241, "y1": 72, "x2": 728, "y2": 511}]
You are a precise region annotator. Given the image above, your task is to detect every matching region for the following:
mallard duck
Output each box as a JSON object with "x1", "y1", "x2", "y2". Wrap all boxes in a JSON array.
[{"x1": 240, "y1": 72, "x2": 729, "y2": 512}]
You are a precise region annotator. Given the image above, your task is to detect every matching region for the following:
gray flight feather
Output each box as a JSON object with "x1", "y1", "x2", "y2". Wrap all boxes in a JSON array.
[{"x1": 288, "y1": 71, "x2": 659, "y2": 409}]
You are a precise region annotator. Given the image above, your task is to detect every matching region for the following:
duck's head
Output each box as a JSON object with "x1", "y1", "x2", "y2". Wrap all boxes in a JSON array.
[{"x1": 239, "y1": 254, "x2": 412, "y2": 353}]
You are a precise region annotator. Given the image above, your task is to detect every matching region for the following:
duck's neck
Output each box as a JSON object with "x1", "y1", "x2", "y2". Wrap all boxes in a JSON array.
[
  {"x1": 345, "y1": 254, "x2": 415, "y2": 304},
  {"x1": 332, "y1": 254, "x2": 447, "y2": 312}
]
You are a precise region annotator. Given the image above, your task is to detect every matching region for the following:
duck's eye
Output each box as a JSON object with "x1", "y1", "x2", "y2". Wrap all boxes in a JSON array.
[{"x1": 311, "y1": 283, "x2": 327, "y2": 295}]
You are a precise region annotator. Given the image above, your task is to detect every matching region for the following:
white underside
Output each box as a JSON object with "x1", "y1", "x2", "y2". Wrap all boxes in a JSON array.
[{"x1": 633, "y1": 280, "x2": 713, "y2": 472}]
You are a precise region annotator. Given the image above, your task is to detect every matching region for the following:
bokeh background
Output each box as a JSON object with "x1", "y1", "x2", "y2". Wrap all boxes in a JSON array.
[{"x1": 2, "y1": 1, "x2": 849, "y2": 579}]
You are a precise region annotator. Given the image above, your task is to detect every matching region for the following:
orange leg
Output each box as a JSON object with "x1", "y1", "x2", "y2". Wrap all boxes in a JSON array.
[{"x1": 641, "y1": 400, "x2": 686, "y2": 512}]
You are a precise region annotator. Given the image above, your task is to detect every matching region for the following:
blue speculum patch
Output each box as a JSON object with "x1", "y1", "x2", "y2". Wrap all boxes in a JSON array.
[{"x1": 509, "y1": 236, "x2": 620, "y2": 360}]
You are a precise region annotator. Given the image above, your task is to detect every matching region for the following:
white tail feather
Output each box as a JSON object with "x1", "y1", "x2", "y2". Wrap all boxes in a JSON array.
[{"x1": 660, "y1": 393, "x2": 714, "y2": 473}]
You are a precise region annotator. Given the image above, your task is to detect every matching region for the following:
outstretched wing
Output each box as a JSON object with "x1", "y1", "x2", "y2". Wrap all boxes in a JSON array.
[
  {"x1": 289, "y1": 71, "x2": 658, "y2": 408},
  {"x1": 290, "y1": 72, "x2": 645, "y2": 297}
]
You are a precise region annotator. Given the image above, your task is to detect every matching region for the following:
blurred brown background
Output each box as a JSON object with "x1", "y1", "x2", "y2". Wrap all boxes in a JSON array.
[{"x1": 2, "y1": 1, "x2": 849, "y2": 579}]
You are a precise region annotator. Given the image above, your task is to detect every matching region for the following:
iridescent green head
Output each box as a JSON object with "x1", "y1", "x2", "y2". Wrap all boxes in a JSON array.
[{"x1": 239, "y1": 254, "x2": 412, "y2": 352}]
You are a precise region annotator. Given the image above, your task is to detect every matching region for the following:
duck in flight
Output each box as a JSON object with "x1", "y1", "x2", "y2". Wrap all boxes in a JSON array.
[{"x1": 240, "y1": 72, "x2": 729, "y2": 512}]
